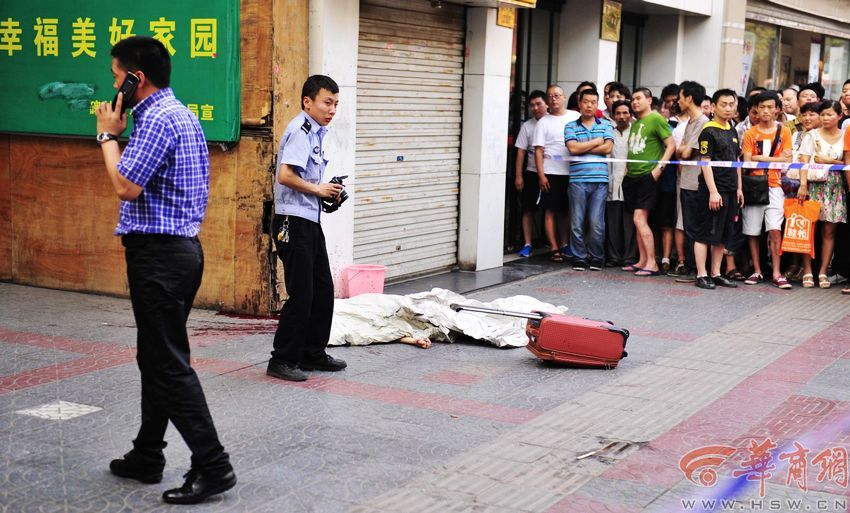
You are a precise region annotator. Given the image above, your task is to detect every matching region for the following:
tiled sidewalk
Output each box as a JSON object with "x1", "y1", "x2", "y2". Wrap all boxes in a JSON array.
[{"x1": 1, "y1": 267, "x2": 849, "y2": 512}]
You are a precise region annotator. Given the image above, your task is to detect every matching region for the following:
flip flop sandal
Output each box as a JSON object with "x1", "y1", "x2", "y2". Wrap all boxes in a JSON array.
[
  {"x1": 725, "y1": 268, "x2": 746, "y2": 281},
  {"x1": 621, "y1": 264, "x2": 638, "y2": 272},
  {"x1": 819, "y1": 274, "x2": 831, "y2": 289},
  {"x1": 550, "y1": 251, "x2": 564, "y2": 263},
  {"x1": 802, "y1": 274, "x2": 814, "y2": 288},
  {"x1": 634, "y1": 268, "x2": 660, "y2": 277}
]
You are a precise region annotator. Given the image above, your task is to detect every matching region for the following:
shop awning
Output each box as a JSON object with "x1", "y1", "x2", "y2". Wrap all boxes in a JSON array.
[{"x1": 747, "y1": 0, "x2": 850, "y2": 40}]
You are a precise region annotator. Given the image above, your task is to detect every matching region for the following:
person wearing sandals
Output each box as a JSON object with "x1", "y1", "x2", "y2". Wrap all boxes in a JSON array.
[
  {"x1": 693, "y1": 90, "x2": 744, "y2": 290},
  {"x1": 841, "y1": 124, "x2": 850, "y2": 295},
  {"x1": 797, "y1": 100, "x2": 847, "y2": 289},
  {"x1": 741, "y1": 91, "x2": 793, "y2": 289},
  {"x1": 622, "y1": 88, "x2": 676, "y2": 276},
  {"x1": 532, "y1": 85, "x2": 580, "y2": 263}
]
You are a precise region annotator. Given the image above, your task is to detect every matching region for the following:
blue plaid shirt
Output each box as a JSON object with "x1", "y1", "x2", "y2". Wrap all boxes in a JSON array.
[{"x1": 115, "y1": 88, "x2": 209, "y2": 236}]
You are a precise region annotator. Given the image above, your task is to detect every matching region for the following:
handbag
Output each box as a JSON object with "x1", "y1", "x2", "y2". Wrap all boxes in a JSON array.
[
  {"x1": 741, "y1": 125, "x2": 781, "y2": 205},
  {"x1": 786, "y1": 131, "x2": 830, "y2": 183}
]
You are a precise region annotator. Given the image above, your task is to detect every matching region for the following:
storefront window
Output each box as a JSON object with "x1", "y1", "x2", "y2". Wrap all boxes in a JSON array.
[
  {"x1": 823, "y1": 37, "x2": 850, "y2": 101},
  {"x1": 745, "y1": 21, "x2": 780, "y2": 92}
]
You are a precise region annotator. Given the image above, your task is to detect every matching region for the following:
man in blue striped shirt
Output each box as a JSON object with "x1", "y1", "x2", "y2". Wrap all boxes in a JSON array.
[
  {"x1": 95, "y1": 36, "x2": 235, "y2": 505},
  {"x1": 564, "y1": 89, "x2": 614, "y2": 270}
]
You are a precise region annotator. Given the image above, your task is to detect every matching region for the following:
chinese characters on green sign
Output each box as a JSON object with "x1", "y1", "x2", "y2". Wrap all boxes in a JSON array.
[{"x1": 0, "y1": 1, "x2": 240, "y2": 142}]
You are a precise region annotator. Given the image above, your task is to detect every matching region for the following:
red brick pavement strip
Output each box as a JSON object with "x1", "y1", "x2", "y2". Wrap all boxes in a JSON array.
[
  {"x1": 0, "y1": 328, "x2": 540, "y2": 425},
  {"x1": 0, "y1": 351, "x2": 136, "y2": 394},
  {"x1": 544, "y1": 493, "x2": 642, "y2": 513},
  {"x1": 601, "y1": 315, "x2": 850, "y2": 490},
  {"x1": 421, "y1": 370, "x2": 484, "y2": 386},
  {"x1": 228, "y1": 367, "x2": 540, "y2": 425}
]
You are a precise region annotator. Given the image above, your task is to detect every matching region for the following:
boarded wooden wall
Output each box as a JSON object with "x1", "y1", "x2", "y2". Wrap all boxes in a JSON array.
[
  {"x1": 0, "y1": 0, "x2": 309, "y2": 314},
  {"x1": 0, "y1": 135, "x2": 10, "y2": 281}
]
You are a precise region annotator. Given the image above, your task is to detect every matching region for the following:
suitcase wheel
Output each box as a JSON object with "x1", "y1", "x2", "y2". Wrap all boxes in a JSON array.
[{"x1": 621, "y1": 350, "x2": 628, "y2": 358}]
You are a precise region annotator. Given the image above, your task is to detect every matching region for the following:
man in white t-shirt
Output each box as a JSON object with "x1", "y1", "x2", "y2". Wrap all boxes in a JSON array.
[
  {"x1": 532, "y1": 84, "x2": 580, "y2": 262},
  {"x1": 513, "y1": 90, "x2": 549, "y2": 257}
]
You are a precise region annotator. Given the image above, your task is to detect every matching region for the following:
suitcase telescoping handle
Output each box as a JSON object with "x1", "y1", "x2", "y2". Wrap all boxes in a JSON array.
[{"x1": 449, "y1": 303, "x2": 546, "y2": 321}]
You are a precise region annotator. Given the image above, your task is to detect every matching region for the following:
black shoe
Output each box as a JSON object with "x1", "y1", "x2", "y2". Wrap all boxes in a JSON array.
[
  {"x1": 266, "y1": 360, "x2": 308, "y2": 382},
  {"x1": 299, "y1": 354, "x2": 347, "y2": 372},
  {"x1": 695, "y1": 276, "x2": 716, "y2": 289},
  {"x1": 712, "y1": 275, "x2": 738, "y2": 288},
  {"x1": 110, "y1": 449, "x2": 165, "y2": 484},
  {"x1": 588, "y1": 261, "x2": 603, "y2": 271},
  {"x1": 675, "y1": 271, "x2": 697, "y2": 283},
  {"x1": 162, "y1": 469, "x2": 237, "y2": 505},
  {"x1": 572, "y1": 260, "x2": 588, "y2": 271}
]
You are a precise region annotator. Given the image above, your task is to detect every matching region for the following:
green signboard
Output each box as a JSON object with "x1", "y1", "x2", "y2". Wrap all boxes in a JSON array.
[{"x1": 0, "y1": 1, "x2": 240, "y2": 142}]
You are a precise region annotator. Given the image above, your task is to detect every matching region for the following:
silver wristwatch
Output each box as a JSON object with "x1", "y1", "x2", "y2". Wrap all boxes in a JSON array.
[{"x1": 96, "y1": 132, "x2": 118, "y2": 145}]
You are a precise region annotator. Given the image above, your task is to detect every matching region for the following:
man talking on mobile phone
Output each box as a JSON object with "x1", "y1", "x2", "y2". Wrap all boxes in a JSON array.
[{"x1": 94, "y1": 36, "x2": 236, "y2": 505}]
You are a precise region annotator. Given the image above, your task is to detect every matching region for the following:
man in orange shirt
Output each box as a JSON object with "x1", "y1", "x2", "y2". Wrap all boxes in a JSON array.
[{"x1": 742, "y1": 91, "x2": 793, "y2": 288}]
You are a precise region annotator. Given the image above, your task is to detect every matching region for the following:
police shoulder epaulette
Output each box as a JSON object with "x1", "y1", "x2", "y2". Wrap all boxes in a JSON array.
[{"x1": 301, "y1": 118, "x2": 312, "y2": 134}]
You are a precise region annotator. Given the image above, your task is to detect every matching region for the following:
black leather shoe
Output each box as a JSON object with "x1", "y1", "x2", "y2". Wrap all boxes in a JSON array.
[
  {"x1": 267, "y1": 360, "x2": 308, "y2": 381},
  {"x1": 695, "y1": 276, "x2": 716, "y2": 290},
  {"x1": 712, "y1": 275, "x2": 738, "y2": 288},
  {"x1": 110, "y1": 449, "x2": 165, "y2": 484},
  {"x1": 162, "y1": 469, "x2": 237, "y2": 505},
  {"x1": 299, "y1": 353, "x2": 347, "y2": 372}
]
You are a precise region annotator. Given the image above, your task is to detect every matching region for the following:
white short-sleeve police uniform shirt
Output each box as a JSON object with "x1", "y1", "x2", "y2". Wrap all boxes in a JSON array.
[{"x1": 274, "y1": 111, "x2": 328, "y2": 223}]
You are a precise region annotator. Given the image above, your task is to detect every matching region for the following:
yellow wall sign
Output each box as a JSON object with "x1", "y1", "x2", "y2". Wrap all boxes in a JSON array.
[
  {"x1": 601, "y1": 0, "x2": 622, "y2": 43},
  {"x1": 497, "y1": 7, "x2": 516, "y2": 29}
]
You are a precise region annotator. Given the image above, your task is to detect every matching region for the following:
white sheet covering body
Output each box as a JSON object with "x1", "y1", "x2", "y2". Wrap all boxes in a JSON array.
[{"x1": 328, "y1": 288, "x2": 568, "y2": 348}]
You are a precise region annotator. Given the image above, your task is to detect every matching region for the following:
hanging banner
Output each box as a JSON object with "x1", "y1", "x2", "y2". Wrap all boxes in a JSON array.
[
  {"x1": 741, "y1": 32, "x2": 756, "y2": 95},
  {"x1": 0, "y1": 0, "x2": 240, "y2": 142}
]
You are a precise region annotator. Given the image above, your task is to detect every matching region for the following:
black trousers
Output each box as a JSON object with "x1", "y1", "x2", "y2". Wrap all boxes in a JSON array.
[
  {"x1": 605, "y1": 200, "x2": 637, "y2": 264},
  {"x1": 272, "y1": 215, "x2": 334, "y2": 365},
  {"x1": 123, "y1": 234, "x2": 231, "y2": 475}
]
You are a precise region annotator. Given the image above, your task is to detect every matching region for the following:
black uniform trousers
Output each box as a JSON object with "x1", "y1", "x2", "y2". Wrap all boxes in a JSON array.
[
  {"x1": 123, "y1": 234, "x2": 231, "y2": 475},
  {"x1": 605, "y1": 200, "x2": 638, "y2": 265},
  {"x1": 271, "y1": 215, "x2": 334, "y2": 365}
]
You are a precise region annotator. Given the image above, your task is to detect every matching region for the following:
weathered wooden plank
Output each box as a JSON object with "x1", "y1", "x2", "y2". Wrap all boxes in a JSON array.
[
  {"x1": 233, "y1": 137, "x2": 275, "y2": 314},
  {"x1": 240, "y1": 0, "x2": 274, "y2": 125},
  {"x1": 274, "y1": 0, "x2": 309, "y2": 148},
  {"x1": 0, "y1": 135, "x2": 11, "y2": 280},
  {"x1": 10, "y1": 137, "x2": 127, "y2": 294}
]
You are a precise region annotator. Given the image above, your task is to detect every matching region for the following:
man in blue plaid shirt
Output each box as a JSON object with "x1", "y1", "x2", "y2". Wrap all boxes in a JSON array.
[{"x1": 95, "y1": 36, "x2": 235, "y2": 505}]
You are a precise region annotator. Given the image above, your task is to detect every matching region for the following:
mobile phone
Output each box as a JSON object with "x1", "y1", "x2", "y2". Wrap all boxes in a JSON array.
[{"x1": 112, "y1": 71, "x2": 140, "y2": 114}]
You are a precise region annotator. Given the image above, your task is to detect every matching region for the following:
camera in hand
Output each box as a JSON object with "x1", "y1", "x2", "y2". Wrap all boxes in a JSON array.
[{"x1": 321, "y1": 175, "x2": 349, "y2": 213}]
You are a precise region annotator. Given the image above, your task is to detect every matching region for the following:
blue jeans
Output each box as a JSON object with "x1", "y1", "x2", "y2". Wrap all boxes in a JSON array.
[{"x1": 568, "y1": 182, "x2": 608, "y2": 263}]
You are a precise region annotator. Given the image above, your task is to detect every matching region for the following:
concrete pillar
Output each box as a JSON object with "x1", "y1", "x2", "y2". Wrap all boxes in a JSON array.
[
  {"x1": 718, "y1": 0, "x2": 746, "y2": 92},
  {"x1": 638, "y1": 14, "x2": 682, "y2": 95},
  {"x1": 556, "y1": 0, "x2": 618, "y2": 92},
  {"x1": 308, "y1": 0, "x2": 358, "y2": 295},
  {"x1": 458, "y1": 8, "x2": 513, "y2": 271}
]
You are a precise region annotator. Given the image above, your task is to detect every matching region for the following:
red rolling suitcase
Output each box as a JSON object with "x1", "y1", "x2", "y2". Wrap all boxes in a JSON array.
[{"x1": 450, "y1": 304, "x2": 629, "y2": 369}]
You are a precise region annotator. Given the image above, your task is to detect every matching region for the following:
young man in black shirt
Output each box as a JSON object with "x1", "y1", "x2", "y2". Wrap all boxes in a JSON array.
[{"x1": 693, "y1": 89, "x2": 744, "y2": 290}]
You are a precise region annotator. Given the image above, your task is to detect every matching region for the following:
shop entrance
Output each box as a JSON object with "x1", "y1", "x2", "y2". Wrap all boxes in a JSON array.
[{"x1": 504, "y1": 1, "x2": 561, "y2": 256}]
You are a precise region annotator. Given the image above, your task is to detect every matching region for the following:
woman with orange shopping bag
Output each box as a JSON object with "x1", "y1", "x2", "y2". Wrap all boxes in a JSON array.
[{"x1": 796, "y1": 101, "x2": 846, "y2": 288}]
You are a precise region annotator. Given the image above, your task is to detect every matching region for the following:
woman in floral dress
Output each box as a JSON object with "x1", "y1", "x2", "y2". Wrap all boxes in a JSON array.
[{"x1": 797, "y1": 100, "x2": 846, "y2": 288}]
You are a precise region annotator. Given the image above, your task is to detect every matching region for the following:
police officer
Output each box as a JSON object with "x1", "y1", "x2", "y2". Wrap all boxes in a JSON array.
[{"x1": 267, "y1": 75, "x2": 347, "y2": 382}]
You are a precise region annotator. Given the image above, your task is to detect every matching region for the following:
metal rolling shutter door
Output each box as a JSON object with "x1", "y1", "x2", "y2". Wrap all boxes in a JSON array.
[{"x1": 355, "y1": 0, "x2": 465, "y2": 279}]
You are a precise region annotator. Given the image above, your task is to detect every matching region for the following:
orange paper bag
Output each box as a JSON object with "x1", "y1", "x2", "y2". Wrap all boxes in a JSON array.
[{"x1": 780, "y1": 199, "x2": 821, "y2": 258}]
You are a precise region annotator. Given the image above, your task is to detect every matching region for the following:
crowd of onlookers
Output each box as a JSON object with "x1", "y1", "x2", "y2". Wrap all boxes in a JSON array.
[{"x1": 513, "y1": 78, "x2": 850, "y2": 293}]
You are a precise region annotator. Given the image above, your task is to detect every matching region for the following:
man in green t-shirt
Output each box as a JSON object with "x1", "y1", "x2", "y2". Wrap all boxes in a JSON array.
[{"x1": 622, "y1": 88, "x2": 675, "y2": 276}]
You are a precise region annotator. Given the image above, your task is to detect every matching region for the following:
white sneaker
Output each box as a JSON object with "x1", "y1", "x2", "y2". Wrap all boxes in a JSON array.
[{"x1": 827, "y1": 274, "x2": 848, "y2": 284}]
